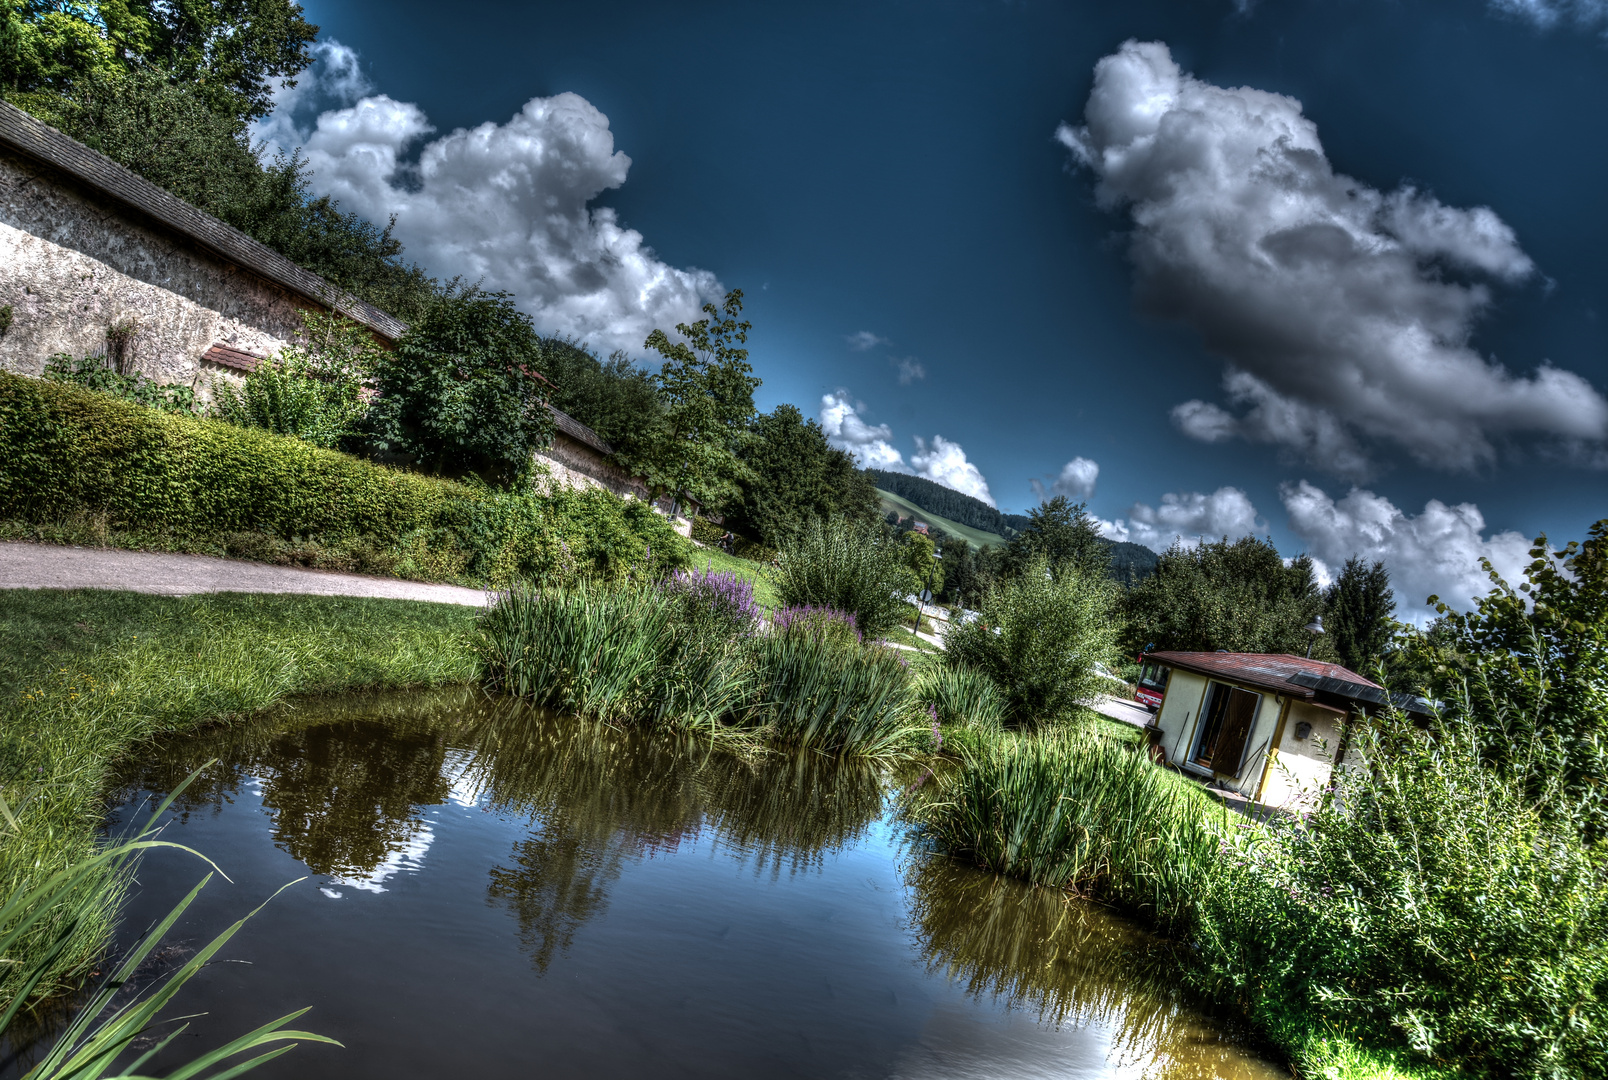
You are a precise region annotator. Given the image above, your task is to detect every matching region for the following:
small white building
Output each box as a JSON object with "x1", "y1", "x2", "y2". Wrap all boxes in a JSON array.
[{"x1": 1139, "y1": 651, "x2": 1429, "y2": 810}]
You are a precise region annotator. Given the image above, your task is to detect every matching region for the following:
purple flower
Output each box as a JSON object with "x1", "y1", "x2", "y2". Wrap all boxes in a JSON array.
[
  {"x1": 662, "y1": 567, "x2": 760, "y2": 629},
  {"x1": 773, "y1": 604, "x2": 862, "y2": 644}
]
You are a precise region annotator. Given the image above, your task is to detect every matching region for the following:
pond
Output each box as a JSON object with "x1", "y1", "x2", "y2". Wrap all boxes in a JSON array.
[{"x1": 40, "y1": 690, "x2": 1284, "y2": 1079}]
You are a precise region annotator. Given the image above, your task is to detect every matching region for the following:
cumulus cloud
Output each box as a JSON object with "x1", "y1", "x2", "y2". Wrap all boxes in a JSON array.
[
  {"x1": 846, "y1": 330, "x2": 890, "y2": 351},
  {"x1": 1099, "y1": 487, "x2": 1266, "y2": 551},
  {"x1": 1059, "y1": 40, "x2": 1608, "y2": 477},
  {"x1": 1281, "y1": 480, "x2": 1531, "y2": 622},
  {"x1": 893, "y1": 357, "x2": 926, "y2": 385},
  {"x1": 818, "y1": 394, "x2": 995, "y2": 504},
  {"x1": 1031, "y1": 457, "x2": 1100, "y2": 501},
  {"x1": 1490, "y1": 0, "x2": 1608, "y2": 30},
  {"x1": 912, "y1": 436, "x2": 996, "y2": 506},
  {"x1": 250, "y1": 46, "x2": 720, "y2": 354}
]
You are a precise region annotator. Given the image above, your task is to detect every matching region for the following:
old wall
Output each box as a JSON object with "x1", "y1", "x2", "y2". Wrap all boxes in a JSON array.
[
  {"x1": 534, "y1": 432, "x2": 648, "y2": 501},
  {"x1": 1259, "y1": 702, "x2": 1346, "y2": 810},
  {"x1": 0, "y1": 146, "x2": 306, "y2": 388}
]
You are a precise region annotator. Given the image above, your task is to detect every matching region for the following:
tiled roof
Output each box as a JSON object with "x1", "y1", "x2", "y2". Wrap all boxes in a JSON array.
[
  {"x1": 1148, "y1": 651, "x2": 1380, "y2": 697},
  {"x1": 0, "y1": 100, "x2": 405, "y2": 343},
  {"x1": 547, "y1": 404, "x2": 613, "y2": 456},
  {"x1": 201, "y1": 344, "x2": 265, "y2": 372}
]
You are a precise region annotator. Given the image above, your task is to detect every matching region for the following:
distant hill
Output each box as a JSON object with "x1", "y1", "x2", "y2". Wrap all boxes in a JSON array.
[
  {"x1": 870, "y1": 471, "x2": 1160, "y2": 585},
  {"x1": 869, "y1": 470, "x2": 1015, "y2": 536}
]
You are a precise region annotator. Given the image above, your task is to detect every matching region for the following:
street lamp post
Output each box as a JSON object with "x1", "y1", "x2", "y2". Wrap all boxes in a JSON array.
[
  {"x1": 913, "y1": 545, "x2": 943, "y2": 635},
  {"x1": 1304, "y1": 615, "x2": 1325, "y2": 659}
]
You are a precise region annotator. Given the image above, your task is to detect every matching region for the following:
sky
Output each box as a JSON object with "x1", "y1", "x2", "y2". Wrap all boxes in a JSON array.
[{"x1": 274, "y1": 0, "x2": 1608, "y2": 619}]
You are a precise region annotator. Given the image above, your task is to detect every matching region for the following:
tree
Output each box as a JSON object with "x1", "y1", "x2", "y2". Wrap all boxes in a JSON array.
[
  {"x1": 1323, "y1": 557, "x2": 1395, "y2": 675},
  {"x1": 641, "y1": 290, "x2": 761, "y2": 514},
  {"x1": 899, "y1": 529, "x2": 944, "y2": 597},
  {"x1": 728, "y1": 403, "x2": 877, "y2": 546},
  {"x1": 943, "y1": 554, "x2": 1119, "y2": 724},
  {"x1": 1, "y1": 0, "x2": 318, "y2": 125},
  {"x1": 1004, "y1": 497, "x2": 1109, "y2": 582},
  {"x1": 362, "y1": 287, "x2": 552, "y2": 485},
  {"x1": 1121, "y1": 535, "x2": 1334, "y2": 659},
  {"x1": 539, "y1": 338, "x2": 666, "y2": 466}
]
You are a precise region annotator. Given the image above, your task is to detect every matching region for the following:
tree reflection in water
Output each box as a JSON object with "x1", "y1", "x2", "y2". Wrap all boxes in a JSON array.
[{"x1": 904, "y1": 856, "x2": 1274, "y2": 1080}]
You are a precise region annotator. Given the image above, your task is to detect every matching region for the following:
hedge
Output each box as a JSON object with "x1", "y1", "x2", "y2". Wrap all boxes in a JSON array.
[{"x1": 0, "y1": 372, "x2": 688, "y2": 586}]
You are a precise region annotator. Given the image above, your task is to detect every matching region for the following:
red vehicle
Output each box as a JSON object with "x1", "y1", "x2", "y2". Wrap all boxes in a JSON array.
[{"x1": 1134, "y1": 658, "x2": 1169, "y2": 711}]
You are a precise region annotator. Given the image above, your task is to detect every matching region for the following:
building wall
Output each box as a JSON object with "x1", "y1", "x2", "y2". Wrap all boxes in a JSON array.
[
  {"x1": 533, "y1": 432, "x2": 647, "y2": 501},
  {"x1": 1153, "y1": 669, "x2": 1285, "y2": 799},
  {"x1": 1258, "y1": 702, "x2": 1346, "y2": 810},
  {"x1": 1155, "y1": 670, "x2": 1208, "y2": 765},
  {"x1": 0, "y1": 147, "x2": 305, "y2": 389}
]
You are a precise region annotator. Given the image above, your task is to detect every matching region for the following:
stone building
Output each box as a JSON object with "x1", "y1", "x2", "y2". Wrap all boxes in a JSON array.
[{"x1": 0, "y1": 99, "x2": 403, "y2": 387}]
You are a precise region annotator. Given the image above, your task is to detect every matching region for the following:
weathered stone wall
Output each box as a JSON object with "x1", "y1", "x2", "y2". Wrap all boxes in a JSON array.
[
  {"x1": 534, "y1": 432, "x2": 649, "y2": 500},
  {"x1": 0, "y1": 146, "x2": 307, "y2": 389}
]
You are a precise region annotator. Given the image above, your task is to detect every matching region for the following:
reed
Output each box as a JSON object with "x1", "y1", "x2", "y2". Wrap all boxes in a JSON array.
[
  {"x1": 915, "y1": 664, "x2": 1006, "y2": 730},
  {"x1": 747, "y1": 635, "x2": 922, "y2": 756},
  {"x1": 916, "y1": 726, "x2": 1227, "y2": 930}
]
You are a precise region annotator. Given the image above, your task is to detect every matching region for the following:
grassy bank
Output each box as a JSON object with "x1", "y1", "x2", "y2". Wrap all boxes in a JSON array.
[{"x1": 0, "y1": 589, "x2": 478, "y2": 1008}]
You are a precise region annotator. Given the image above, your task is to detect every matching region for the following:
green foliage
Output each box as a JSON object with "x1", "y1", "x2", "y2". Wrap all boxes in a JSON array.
[
  {"x1": 1199, "y1": 710, "x2": 1608, "y2": 1080},
  {"x1": 943, "y1": 555, "x2": 1119, "y2": 724},
  {"x1": 539, "y1": 337, "x2": 666, "y2": 466},
  {"x1": 900, "y1": 529, "x2": 944, "y2": 595},
  {"x1": 641, "y1": 289, "x2": 761, "y2": 512},
  {"x1": 0, "y1": 303, "x2": 12, "y2": 336},
  {"x1": 1004, "y1": 496, "x2": 1110, "y2": 581},
  {"x1": 215, "y1": 310, "x2": 377, "y2": 448},
  {"x1": 773, "y1": 516, "x2": 912, "y2": 638},
  {"x1": 0, "y1": 371, "x2": 686, "y2": 587},
  {"x1": 915, "y1": 664, "x2": 1006, "y2": 729},
  {"x1": 731, "y1": 403, "x2": 877, "y2": 546},
  {"x1": 1121, "y1": 535, "x2": 1334, "y2": 659},
  {"x1": 748, "y1": 634, "x2": 921, "y2": 756},
  {"x1": 364, "y1": 287, "x2": 554, "y2": 485},
  {"x1": 1414, "y1": 519, "x2": 1608, "y2": 840},
  {"x1": 43, "y1": 351, "x2": 200, "y2": 415},
  {"x1": 1, "y1": 0, "x2": 318, "y2": 125},
  {"x1": 869, "y1": 468, "x2": 1016, "y2": 537},
  {"x1": 1323, "y1": 557, "x2": 1396, "y2": 674}
]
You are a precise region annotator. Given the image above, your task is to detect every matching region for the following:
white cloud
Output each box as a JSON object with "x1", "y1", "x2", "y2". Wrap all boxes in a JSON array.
[
  {"x1": 1031, "y1": 457, "x2": 1100, "y2": 501},
  {"x1": 250, "y1": 48, "x2": 721, "y2": 354},
  {"x1": 1059, "y1": 40, "x2": 1608, "y2": 478},
  {"x1": 819, "y1": 394, "x2": 995, "y2": 504},
  {"x1": 820, "y1": 393, "x2": 907, "y2": 472},
  {"x1": 1099, "y1": 486, "x2": 1265, "y2": 551},
  {"x1": 893, "y1": 357, "x2": 926, "y2": 385},
  {"x1": 846, "y1": 330, "x2": 890, "y2": 351},
  {"x1": 1280, "y1": 480, "x2": 1532, "y2": 622},
  {"x1": 912, "y1": 436, "x2": 996, "y2": 507},
  {"x1": 1490, "y1": 0, "x2": 1608, "y2": 30}
]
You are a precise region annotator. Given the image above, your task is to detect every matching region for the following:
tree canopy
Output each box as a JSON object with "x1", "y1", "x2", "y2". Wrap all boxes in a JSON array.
[
  {"x1": 729, "y1": 403, "x2": 877, "y2": 546},
  {"x1": 1121, "y1": 535, "x2": 1334, "y2": 660},
  {"x1": 1323, "y1": 557, "x2": 1395, "y2": 675},
  {"x1": 1003, "y1": 496, "x2": 1110, "y2": 582}
]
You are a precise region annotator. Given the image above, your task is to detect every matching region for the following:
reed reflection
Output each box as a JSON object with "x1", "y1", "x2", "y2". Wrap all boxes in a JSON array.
[{"x1": 904, "y1": 856, "x2": 1280, "y2": 1080}]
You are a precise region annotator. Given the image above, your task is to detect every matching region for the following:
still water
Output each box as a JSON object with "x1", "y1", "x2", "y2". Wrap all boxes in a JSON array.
[{"x1": 81, "y1": 689, "x2": 1280, "y2": 1079}]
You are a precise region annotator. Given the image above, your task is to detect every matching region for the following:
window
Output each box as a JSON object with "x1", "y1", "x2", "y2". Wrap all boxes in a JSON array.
[
  {"x1": 1190, "y1": 682, "x2": 1261, "y2": 776},
  {"x1": 1137, "y1": 662, "x2": 1169, "y2": 693}
]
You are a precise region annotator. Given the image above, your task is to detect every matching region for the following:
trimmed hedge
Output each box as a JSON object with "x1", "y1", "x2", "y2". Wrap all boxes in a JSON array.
[{"x1": 0, "y1": 372, "x2": 688, "y2": 586}]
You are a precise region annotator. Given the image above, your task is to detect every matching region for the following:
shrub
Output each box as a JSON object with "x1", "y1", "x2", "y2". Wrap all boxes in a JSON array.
[
  {"x1": 942, "y1": 555, "x2": 1119, "y2": 724},
  {"x1": 661, "y1": 567, "x2": 760, "y2": 640},
  {"x1": 916, "y1": 664, "x2": 1005, "y2": 729},
  {"x1": 0, "y1": 372, "x2": 686, "y2": 586},
  {"x1": 774, "y1": 516, "x2": 910, "y2": 637},
  {"x1": 214, "y1": 311, "x2": 376, "y2": 448},
  {"x1": 43, "y1": 353, "x2": 201, "y2": 416}
]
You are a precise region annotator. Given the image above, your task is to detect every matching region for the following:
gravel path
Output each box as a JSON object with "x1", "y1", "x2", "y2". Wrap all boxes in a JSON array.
[{"x1": 0, "y1": 541, "x2": 487, "y2": 607}]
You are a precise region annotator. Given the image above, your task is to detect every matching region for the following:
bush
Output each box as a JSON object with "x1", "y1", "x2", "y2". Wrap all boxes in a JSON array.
[
  {"x1": 942, "y1": 555, "x2": 1119, "y2": 724},
  {"x1": 772, "y1": 604, "x2": 862, "y2": 650},
  {"x1": 214, "y1": 311, "x2": 376, "y2": 448},
  {"x1": 0, "y1": 372, "x2": 687, "y2": 586},
  {"x1": 748, "y1": 635, "x2": 920, "y2": 756},
  {"x1": 43, "y1": 352, "x2": 201, "y2": 416},
  {"x1": 774, "y1": 516, "x2": 910, "y2": 637}
]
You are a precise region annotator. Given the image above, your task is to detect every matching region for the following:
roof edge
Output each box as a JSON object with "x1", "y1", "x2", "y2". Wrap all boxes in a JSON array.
[{"x1": 0, "y1": 99, "x2": 407, "y2": 343}]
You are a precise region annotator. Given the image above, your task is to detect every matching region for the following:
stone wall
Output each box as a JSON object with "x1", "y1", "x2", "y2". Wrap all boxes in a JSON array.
[
  {"x1": 534, "y1": 431, "x2": 649, "y2": 500},
  {"x1": 0, "y1": 145, "x2": 308, "y2": 390}
]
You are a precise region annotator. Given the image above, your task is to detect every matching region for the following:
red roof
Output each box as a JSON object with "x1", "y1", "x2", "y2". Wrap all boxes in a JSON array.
[
  {"x1": 1148, "y1": 651, "x2": 1381, "y2": 699},
  {"x1": 201, "y1": 343, "x2": 265, "y2": 372}
]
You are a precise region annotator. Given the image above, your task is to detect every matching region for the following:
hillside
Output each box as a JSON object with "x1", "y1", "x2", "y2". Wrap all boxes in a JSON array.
[
  {"x1": 877, "y1": 489, "x2": 1009, "y2": 548},
  {"x1": 868, "y1": 470, "x2": 1015, "y2": 536}
]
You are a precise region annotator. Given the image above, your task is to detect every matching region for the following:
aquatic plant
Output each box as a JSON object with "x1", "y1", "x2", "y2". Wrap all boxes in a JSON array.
[
  {"x1": 771, "y1": 604, "x2": 861, "y2": 649},
  {"x1": 773, "y1": 516, "x2": 910, "y2": 637},
  {"x1": 661, "y1": 567, "x2": 761, "y2": 637},
  {"x1": 914, "y1": 664, "x2": 1005, "y2": 730},
  {"x1": 747, "y1": 635, "x2": 922, "y2": 756}
]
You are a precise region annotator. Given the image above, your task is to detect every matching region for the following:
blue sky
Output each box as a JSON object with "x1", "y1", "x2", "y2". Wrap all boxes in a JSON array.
[{"x1": 281, "y1": 0, "x2": 1608, "y2": 616}]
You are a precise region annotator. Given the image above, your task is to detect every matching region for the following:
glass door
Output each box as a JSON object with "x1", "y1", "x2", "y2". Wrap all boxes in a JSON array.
[{"x1": 1190, "y1": 682, "x2": 1261, "y2": 775}]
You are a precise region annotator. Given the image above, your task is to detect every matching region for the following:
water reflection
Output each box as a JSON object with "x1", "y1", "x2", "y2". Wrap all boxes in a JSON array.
[{"x1": 906, "y1": 857, "x2": 1279, "y2": 1079}]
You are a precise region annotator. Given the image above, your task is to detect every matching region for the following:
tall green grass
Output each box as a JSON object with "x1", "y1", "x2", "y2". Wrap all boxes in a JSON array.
[
  {"x1": 915, "y1": 665, "x2": 1006, "y2": 730},
  {"x1": 748, "y1": 635, "x2": 922, "y2": 756},
  {"x1": 0, "y1": 590, "x2": 477, "y2": 1009},
  {"x1": 915, "y1": 726, "x2": 1226, "y2": 929}
]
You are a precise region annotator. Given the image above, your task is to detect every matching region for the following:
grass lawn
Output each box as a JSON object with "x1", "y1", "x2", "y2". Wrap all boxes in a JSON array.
[{"x1": 0, "y1": 589, "x2": 479, "y2": 1007}]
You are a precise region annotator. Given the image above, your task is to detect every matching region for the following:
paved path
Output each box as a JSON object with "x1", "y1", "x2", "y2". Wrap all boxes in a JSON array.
[
  {"x1": 1090, "y1": 694, "x2": 1155, "y2": 730},
  {"x1": 0, "y1": 542, "x2": 487, "y2": 607}
]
